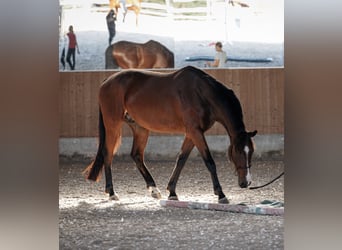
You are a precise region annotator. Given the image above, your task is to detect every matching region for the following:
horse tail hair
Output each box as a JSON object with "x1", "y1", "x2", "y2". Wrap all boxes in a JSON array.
[
  {"x1": 169, "y1": 51, "x2": 175, "y2": 68},
  {"x1": 83, "y1": 108, "x2": 106, "y2": 181},
  {"x1": 105, "y1": 45, "x2": 118, "y2": 69}
]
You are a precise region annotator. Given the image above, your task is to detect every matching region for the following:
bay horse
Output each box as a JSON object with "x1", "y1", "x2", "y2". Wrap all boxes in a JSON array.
[
  {"x1": 83, "y1": 66, "x2": 257, "y2": 204},
  {"x1": 109, "y1": 0, "x2": 141, "y2": 26},
  {"x1": 105, "y1": 40, "x2": 174, "y2": 69}
]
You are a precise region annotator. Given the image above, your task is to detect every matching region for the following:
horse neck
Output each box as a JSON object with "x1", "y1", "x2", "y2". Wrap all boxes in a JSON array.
[
  {"x1": 214, "y1": 94, "x2": 246, "y2": 140},
  {"x1": 221, "y1": 114, "x2": 246, "y2": 141}
]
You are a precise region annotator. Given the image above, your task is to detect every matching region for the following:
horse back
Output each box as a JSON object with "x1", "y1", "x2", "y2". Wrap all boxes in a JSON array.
[
  {"x1": 112, "y1": 41, "x2": 140, "y2": 68},
  {"x1": 100, "y1": 67, "x2": 218, "y2": 133},
  {"x1": 109, "y1": 0, "x2": 141, "y2": 8},
  {"x1": 112, "y1": 40, "x2": 174, "y2": 69},
  {"x1": 145, "y1": 40, "x2": 174, "y2": 68}
]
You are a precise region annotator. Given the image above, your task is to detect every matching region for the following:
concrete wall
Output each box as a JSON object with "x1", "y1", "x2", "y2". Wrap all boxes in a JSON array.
[{"x1": 59, "y1": 134, "x2": 284, "y2": 160}]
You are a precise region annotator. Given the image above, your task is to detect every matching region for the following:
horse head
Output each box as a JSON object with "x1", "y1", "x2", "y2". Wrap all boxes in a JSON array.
[{"x1": 229, "y1": 130, "x2": 257, "y2": 188}]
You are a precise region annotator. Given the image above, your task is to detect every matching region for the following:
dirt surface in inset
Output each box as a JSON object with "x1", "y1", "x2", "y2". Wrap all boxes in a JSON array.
[{"x1": 59, "y1": 157, "x2": 284, "y2": 249}]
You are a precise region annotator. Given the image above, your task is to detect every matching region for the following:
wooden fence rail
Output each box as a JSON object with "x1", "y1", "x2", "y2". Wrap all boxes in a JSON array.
[
  {"x1": 59, "y1": 67, "x2": 284, "y2": 137},
  {"x1": 88, "y1": 0, "x2": 222, "y2": 20}
]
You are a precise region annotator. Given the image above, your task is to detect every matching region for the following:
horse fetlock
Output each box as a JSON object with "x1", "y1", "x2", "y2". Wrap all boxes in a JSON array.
[
  {"x1": 168, "y1": 195, "x2": 179, "y2": 201},
  {"x1": 214, "y1": 189, "x2": 223, "y2": 196},
  {"x1": 105, "y1": 186, "x2": 114, "y2": 194},
  {"x1": 149, "y1": 186, "x2": 162, "y2": 199},
  {"x1": 218, "y1": 197, "x2": 229, "y2": 204},
  {"x1": 109, "y1": 192, "x2": 120, "y2": 201},
  {"x1": 215, "y1": 190, "x2": 227, "y2": 201}
]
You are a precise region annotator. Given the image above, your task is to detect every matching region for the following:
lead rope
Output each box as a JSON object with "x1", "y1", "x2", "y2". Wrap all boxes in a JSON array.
[{"x1": 249, "y1": 172, "x2": 284, "y2": 190}]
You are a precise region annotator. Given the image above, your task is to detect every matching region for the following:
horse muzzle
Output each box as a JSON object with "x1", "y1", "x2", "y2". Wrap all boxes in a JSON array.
[{"x1": 239, "y1": 180, "x2": 251, "y2": 188}]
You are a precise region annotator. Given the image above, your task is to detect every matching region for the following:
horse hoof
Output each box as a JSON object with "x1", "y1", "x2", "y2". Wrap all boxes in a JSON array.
[
  {"x1": 168, "y1": 196, "x2": 178, "y2": 201},
  {"x1": 109, "y1": 193, "x2": 119, "y2": 201},
  {"x1": 149, "y1": 187, "x2": 162, "y2": 199},
  {"x1": 219, "y1": 197, "x2": 229, "y2": 204}
]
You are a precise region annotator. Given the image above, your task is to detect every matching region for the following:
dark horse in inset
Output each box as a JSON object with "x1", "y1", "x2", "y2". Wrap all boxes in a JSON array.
[
  {"x1": 83, "y1": 66, "x2": 257, "y2": 204},
  {"x1": 105, "y1": 40, "x2": 174, "y2": 69}
]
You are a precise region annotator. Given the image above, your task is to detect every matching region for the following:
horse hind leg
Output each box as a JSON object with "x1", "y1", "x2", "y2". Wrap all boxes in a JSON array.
[
  {"x1": 122, "y1": 11, "x2": 127, "y2": 23},
  {"x1": 103, "y1": 124, "x2": 123, "y2": 200},
  {"x1": 135, "y1": 10, "x2": 139, "y2": 26},
  {"x1": 83, "y1": 106, "x2": 122, "y2": 200},
  {"x1": 127, "y1": 118, "x2": 161, "y2": 199}
]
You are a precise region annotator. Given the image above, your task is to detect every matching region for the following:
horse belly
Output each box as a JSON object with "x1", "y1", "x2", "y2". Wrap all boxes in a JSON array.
[
  {"x1": 125, "y1": 97, "x2": 185, "y2": 133},
  {"x1": 131, "y1": 109, "x2": 185, "y2": 133}
]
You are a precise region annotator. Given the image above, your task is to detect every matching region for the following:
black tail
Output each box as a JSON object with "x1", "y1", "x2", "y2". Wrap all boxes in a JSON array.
[
  {"x1": 105, "y1": 45, "x2": 118, "y2": 69},
  {"x1": 60, "y1": 48, "x2": 65, "y2": 69},
  {"x1": 83, "y1": 108, "x2": 106, "y2": 181},
  {"x1": 169, "y1": 51, "x2": 175, "y2": 68}
]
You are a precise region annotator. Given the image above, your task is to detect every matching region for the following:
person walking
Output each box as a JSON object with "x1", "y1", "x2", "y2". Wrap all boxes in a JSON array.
[
  {"x1": 60, "y1": 34, "x2": 67, "y2": 70},
  {"x1": 206, "y1": 42, "x2": 227, "y2": 68},
  {"x1": 106, "y1": 9, "x2": 117, "y2": 45},
  {"x1": 66, "y1": 25, "x2": 80, "y2": 70}
]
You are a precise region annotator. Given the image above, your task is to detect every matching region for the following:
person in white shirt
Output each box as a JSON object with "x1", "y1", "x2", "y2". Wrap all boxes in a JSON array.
[{"x1": 206, "y1": 42, "x2": 227, "y2": 67}]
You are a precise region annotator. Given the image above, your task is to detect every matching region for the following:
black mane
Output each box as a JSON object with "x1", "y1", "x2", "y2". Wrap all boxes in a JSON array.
[{"x1": 183, "y1": 66, "x2": 245, "y2": 132}]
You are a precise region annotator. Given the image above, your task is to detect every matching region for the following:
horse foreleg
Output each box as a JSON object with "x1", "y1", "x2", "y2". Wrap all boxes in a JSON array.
[
  {"x1": 135, "y1": 13, "x2": 139, "y2": 26},
  {"x1": 167, "y1": 136, "x2": 194, "y2": 200},
  {"x1": 190, "y1": 131, "x2": 228, "y2": 204},
  {"x1": 122, "y1": 11, "x2": 127, "y2": 23},
  {"x1": 128, "y1": 122, "x2": 161, "y2": 199}
]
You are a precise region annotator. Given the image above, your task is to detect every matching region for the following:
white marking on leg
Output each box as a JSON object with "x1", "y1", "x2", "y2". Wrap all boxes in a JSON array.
[
  {"x1": 149, "y1": 186, "x2": 162, "y2": 199},
  {"x1": 246, "y1": 168, "x2": 252, "y2": 184},
  {"x1": 244, "y1": 146, "x2": 252, "y2": 183}
]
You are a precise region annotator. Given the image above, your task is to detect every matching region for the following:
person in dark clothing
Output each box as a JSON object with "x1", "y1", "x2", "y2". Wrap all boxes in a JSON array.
[
  {"x1": 106, "y1": 9, "x2": 117, "y2": 45},
  {"x1": 66, "y1": 25, "x2": 80, "y2": 70},
  {"x1": 60, "y1": 47, "x2": 66, "y2": 70}
]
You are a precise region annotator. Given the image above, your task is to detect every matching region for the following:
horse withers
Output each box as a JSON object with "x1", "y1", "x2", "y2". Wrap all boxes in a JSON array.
[
  {"x1": 105, "y1": 40, "x2": 174, "y2": 69},
  {"x1": 83, "y1": 66, "x2": 257, "y2": 204}
]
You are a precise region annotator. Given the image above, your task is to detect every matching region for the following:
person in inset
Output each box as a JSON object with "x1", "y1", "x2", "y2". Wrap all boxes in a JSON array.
[
  {"x1": 66, "y1": 25, "x2": 80, "y2": 70},
  {"x1": 206, "y1": 42, "x2": 227, "y2": 67},
  {"x1": 60, "y1": 34, "x2": 67, "y2": 70},
  {"x1": 106, "y1": 9, "x2": 117, "y2": 45}
]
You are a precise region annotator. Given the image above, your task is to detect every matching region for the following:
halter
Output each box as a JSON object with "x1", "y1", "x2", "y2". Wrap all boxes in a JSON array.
[
  {"x1": 233, "y1": 165, "x2": 251, "y2": 176},
  {"x1": 236, "y1": 165, "x2": 251, "y2": 170}
]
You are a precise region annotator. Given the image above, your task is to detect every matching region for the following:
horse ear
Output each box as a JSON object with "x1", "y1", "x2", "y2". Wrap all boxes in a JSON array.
[{"x1": 248, "y1": 130, "x2": 257, "y2": 137}]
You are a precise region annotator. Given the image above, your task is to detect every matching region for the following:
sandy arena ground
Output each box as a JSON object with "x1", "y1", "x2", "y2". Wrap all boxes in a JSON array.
[{"x1": 59, "y1": 156, "x2": 284, "y2": 249}]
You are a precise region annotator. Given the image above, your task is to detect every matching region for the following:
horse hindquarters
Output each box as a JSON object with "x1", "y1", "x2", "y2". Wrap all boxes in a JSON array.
[
  {"x1": 98, "y1": 84, "x2": 126, "y2": 199},
  {"x1": 105, "y1": 45, "x2": 118, "y2": 69}
]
